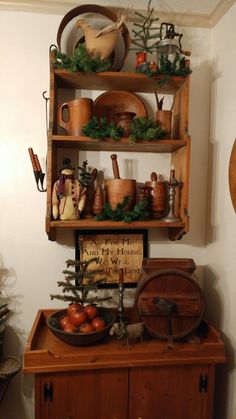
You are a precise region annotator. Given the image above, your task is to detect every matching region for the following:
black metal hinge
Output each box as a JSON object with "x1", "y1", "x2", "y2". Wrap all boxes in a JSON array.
[
  {"x1": 43, "y1": 382, "x2": 53, "y2": 402},
  {"x1": 199, "y1": 374, "x2": 208, "y2": 393}
]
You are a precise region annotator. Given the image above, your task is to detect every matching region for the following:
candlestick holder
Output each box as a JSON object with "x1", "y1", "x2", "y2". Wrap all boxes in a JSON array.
[
  {"x1": 118, "y1": 269, "x2": 125, "y2": 323},
  {"x1": 161, "y1": 178, "x2": 183, "y2": 222}
]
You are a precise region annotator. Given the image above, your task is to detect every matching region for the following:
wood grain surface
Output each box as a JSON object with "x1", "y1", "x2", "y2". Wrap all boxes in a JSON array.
[{"x1": 229, "y1": 139, "x2": 236, "y2": 212}]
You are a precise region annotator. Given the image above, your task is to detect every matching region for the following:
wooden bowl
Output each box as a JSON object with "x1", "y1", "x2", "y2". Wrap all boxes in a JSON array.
[
  {"x1": 94, "y1": 90, "x2": 147, "y2": 124},
  {"x1": 47, "y1": 307, "x2": 116, "y2": 346}
]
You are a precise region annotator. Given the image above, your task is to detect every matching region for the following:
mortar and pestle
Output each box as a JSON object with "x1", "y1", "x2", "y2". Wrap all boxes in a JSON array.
[
  {"x1": 145, "y1": 172, "x2": 167, "y2": 219},
  {"x1": 105, "y1": 154, "x2": 136, "y2": 210}
]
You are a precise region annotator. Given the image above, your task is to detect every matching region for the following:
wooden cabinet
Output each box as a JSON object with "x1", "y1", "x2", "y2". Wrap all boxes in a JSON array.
[
  {"x1": 24, "y1": 310, "x2": 226, "y2": 419},
  {"x1": 46, "y1": 51, "x2": 191, "y2": 241},
  {"x1": 35, "y1": 369, "x2": 129, "y2": 419},
  {"x1": 129, "y1": 365, "x2": 214, "y2": 419}
]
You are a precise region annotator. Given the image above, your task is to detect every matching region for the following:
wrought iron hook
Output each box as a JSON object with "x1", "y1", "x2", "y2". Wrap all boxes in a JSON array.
[{"x1": 42, "y1": 91, "x2": 50, "y2": 133}]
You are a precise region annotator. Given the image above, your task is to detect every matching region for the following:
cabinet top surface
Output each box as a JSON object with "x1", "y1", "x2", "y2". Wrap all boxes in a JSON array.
[{"x1": 23, "y1": 310, "x2": 226, "y2": 374}]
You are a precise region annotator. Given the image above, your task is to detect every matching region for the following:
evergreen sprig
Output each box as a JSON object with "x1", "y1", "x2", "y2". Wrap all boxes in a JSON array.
[
  {"x1": 53, "y1": 44, "x2": 112, "y2": 73},
  {"x1": 129, "y1": 116, "x2": 166, "y2": 143},
  {"x1": 135, "y1": 53, "x2": 192, "y2": 87},
  {"x1": 82, "y1": 116, "x2": 124, "y2": 141},
  {"x1": 96, "y1": 196, "x2": 149, "y2": 223}
]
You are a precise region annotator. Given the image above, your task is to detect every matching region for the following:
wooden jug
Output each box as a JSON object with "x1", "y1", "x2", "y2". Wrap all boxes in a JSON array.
[{"x1": 58, "y1": 98, "x2": 93, "y2": 136}]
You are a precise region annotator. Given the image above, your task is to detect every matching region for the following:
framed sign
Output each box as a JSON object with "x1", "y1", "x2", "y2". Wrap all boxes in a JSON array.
[{"x1": 75, "y1": 229, "x2": 148, "y2": 287}]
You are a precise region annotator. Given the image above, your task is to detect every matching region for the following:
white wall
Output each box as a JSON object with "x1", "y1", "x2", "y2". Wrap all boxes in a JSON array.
[
  {"x1": 205, "y1": 4, "x2": 236, "y2": 419},
  {"x1": 0, "y1": 8, "x2": 229, "y2": 419}
]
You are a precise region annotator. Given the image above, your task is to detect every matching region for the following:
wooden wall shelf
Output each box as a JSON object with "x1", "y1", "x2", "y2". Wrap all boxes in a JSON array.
[
  {"x1": 51, "y1": 136, "x2": 187, "y2": 152},
  {"x1": 46, "y1": 50, "x2": 191, "y2": 241}
]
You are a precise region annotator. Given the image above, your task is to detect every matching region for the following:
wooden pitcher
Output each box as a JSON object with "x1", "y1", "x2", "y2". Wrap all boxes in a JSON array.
[{"x1": 58, "y1": 98, "x2": 93, "y2": 136}]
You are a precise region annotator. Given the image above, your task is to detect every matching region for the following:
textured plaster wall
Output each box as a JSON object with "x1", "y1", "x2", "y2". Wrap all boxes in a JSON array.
[{"x1": 0, "y1": 8, "x2": 229, "y2": 419}]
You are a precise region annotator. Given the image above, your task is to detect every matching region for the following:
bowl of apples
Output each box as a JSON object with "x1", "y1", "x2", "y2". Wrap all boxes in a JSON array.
[{"x1": 47, "y1": 303, "x2": 116, "y2": 346}]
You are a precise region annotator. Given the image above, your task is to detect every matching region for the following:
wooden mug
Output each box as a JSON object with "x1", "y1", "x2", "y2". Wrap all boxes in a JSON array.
[{"x1": 58, "y1": 98, "x2": 93, "y2": 136}]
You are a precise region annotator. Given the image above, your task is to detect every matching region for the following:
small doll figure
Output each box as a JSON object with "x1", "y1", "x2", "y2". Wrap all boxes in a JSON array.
[{"x1": 52, "y1": 158, "x2": 87, "y2": 220}]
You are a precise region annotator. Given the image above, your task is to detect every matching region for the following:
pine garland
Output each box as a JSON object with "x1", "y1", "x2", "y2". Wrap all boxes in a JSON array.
[
  {"x1": 82, "y1": 116, "x2": 124, "y2": 141},
  {"x1": 135, "y1": 53, "x2": 192, "y2": 87},
  {"x1": 53, "y1": 44, "x2": 112, "y2": 73},
  {"x1": 129, "y1": 116, "x2": 166, "y2": 143},
  {"x1": 96, "y1": 196, "x2": 150, "y2": 222}
]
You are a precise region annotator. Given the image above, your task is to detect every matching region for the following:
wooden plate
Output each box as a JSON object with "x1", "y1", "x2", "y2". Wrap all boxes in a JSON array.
[
  {"x1": 94, "y1": 90, "x2": 148, "y2": 123},
  {"x1": 229, "y1": 139, "x2": 236, "y2": 212}
]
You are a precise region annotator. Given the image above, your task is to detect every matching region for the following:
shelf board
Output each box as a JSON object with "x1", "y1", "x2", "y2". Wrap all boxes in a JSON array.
[
  {"x1": 51, "y1": 135, "x2": 187, "y2": 152},
  {"x1": 49, "y1": 219, "x2": 185, "y2": 229},
  {"x1": 55, "y1": 70, "x2": 188, "y2": 94}
]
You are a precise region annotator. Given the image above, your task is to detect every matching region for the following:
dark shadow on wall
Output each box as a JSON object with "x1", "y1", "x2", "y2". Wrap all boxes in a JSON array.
[
  {"x1": 203, "y1": 265, "x2": 235, "y2": 419},
  {"x1": 205, "y1": 141, "x2": 220, "y2": 244}
]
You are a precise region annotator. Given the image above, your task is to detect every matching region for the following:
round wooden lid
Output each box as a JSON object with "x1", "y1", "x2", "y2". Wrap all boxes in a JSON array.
[{"x1": 134, "y1": 269, "x2": 206, "y2": 340}]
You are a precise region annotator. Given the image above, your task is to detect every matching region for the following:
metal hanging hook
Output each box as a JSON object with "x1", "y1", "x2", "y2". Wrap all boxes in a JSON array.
[{"x1": 42, "y1": 91, "x2": 50, "y2": 133}]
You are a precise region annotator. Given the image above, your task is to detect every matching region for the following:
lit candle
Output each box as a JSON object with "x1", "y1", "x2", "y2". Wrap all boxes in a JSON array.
[
  {"x1": 119, "y1": 268, "x2": 124, "y2": 284},
  {"x1": 170, "y1": 165, "x2": 175, "y2": 183}
]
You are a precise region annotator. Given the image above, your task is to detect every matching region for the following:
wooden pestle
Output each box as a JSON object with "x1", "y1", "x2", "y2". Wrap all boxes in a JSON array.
[{"x1": 110, "y1": 154, "x2": 121, "y2": 179}]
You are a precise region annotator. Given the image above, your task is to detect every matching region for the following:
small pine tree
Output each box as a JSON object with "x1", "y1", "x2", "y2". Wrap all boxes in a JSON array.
[
  {"x1": 78, "y1": 160, "x2": 95, "y2": 188},
  {"x1": 131, "y1": 0, "x2": 160, "y2": 54},
  {"x1": 50, "y1": 257, "x2": 110, "y2": 307}
]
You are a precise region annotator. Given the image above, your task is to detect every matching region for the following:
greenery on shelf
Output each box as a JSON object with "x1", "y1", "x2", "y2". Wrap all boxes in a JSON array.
[
  {"x1": 136, "y1": 53, "x2": 192, "y2": 86},
  {"x1": 96, "y1": 196, "x2": 149, "y2": 223},
  {"x1": 50, "y1": 257, "x2": 110, "y2": 306},
  {"x1": 53, "y1": 44, "x2": 112, "y2": 73},
  {"x1": 129, "y1": 116, "x2": 166, "y2": 143},
  {"x1": 78, "y1": 160, "x2": 96, "y2": 188},
  {"x1": 82, "y1": 116, "x2": 124, "y2": 141}
]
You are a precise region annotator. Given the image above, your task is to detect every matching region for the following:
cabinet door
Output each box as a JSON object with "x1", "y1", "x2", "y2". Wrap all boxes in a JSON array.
[
  {"x1": 129, "y1": 365, "x2": 214, "y2": 419},
  {"x1": 35, "y1": 368, "x2": 129, "y2": 419}
]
